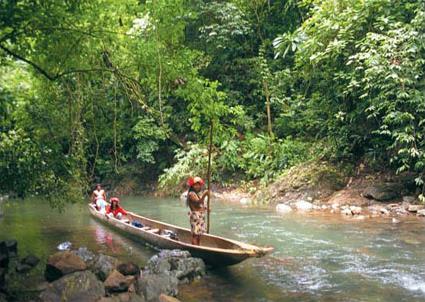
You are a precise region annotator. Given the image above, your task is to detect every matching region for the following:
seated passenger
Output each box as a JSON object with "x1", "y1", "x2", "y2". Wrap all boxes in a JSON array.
[
  {"x1": 92, "y1": 184, "x2": 106, "y2": 207},
  {"x1": 96, "y1": 198, "x2": 108, "y2": 214},
  {"x1": 106, "y1": 197, "x2": 127, "y2": 219}
]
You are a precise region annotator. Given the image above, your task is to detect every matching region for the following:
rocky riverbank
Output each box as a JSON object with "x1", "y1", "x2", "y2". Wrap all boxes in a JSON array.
[
  {"x1": 213, "y1": 161, "x2": 425, "y2": 220},
  {"x1": 0, "y1": 240, "x2": 205, "y2": 302}
]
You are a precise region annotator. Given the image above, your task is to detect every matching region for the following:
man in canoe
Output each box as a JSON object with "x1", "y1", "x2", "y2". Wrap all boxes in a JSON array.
[
  {"x1": 187, "y1": 176, "x2": 209, "y2": 245},
  {"x1": 92, "y1": 184, "x2": 107, "y2": 214},
  {"x1": 106, "y1": 197, "x2": 127, "y2": 219}
]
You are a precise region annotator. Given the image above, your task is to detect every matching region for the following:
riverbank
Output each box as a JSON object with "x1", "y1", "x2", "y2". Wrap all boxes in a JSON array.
[
  {"x1": 212, "y1": 161, "x2": 425, "y2": 221},
  {"x1": 0, "y1": 239, "x2": 205, "y2": 302}
]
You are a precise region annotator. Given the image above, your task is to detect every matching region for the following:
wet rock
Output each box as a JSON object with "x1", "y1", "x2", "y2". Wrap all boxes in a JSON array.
[
  {"x1": 240, "y1": 197, "x2": 251, "y2": 205},
  {"x1": 363, "y1": 184, "x2": 401, "y2": 201},
  {"x1": 57, "y1": 241, "x2": 72, "y2": 251},
  {"x1": 5, "y1": 240, "x2": 17, "y2": 258},
  {"x1": 0, "y1": 254, "x2": 8, "y2": 270},
  {"x1": 407, "y1": 205, "x2": 424, "y2": 213},
  {"x1": 22, "y1": 254, "x2": 40, "y2": 267},
  {"x1": 45, "y1": 251, "x2": 87, "y2": 282},
  {"x1": 91, "y1": 254, "x2": 119, "y2": 281},
  {"x1": 0, "y1": 268, "x2": 5, "y2": 290},
  {"x1": 73, "y1": 246, "x2": 96, "y2": 264},
  {"x1": 137, "y1": 274, "x2": 178, "y2": 302},
  {"x1": 294, "y1": 200, "x2": 313, "y2": 211},
  {"x1": 380, "y1": 208, "x2": 389, "y2": 215},
  {"x1": 16, "y1": 262, "x2": 33, "y2": 273},
  {"x1": 353, "y1": 215, "x2": 366, "y2": 220},
  {"x1": 40, "y1": 271, "x2": 104, "y2": 302},
  {"x1": 179, "y1": 191, "x2": 187, "y2": 202},
  {"x1": 0, "y1": 242, "x2": 7, "y2": 256},
  {"x1": 341, "y1": 208, "x2": 352, "y2": 216},
  {"x1": 159, "y1": 294, "x2": 181, "y2": 302},
  {"x1": 105, "y1": 269, "x2": 134, "y2": 293},
  {"x1": 275, "y1": 204, "x2": 292, "y2": 214},
  {"x1": 350, "y1": 206, "x2": 362, "y2": 215},
  {"x1": 144, "y1": 250, "x2": 205, "y2": 282},
  {"x1": 417, "y1": 209, "x2": 425, "y2": 217},
  {"x1": 117, "y1": 262, "x2": 140, "y2": 277},
  {"x1": 99, "y1": 293, "x2": 146, "y2": 302}
]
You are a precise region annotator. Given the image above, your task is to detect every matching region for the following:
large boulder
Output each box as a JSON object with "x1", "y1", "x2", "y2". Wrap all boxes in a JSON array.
[
  {"x1": 144, "y1": 250, "x2": 205, "y2": 283},
  {"x1": 98, "y1": 293, "x2": 145, "y2": 302},
  {"x1": 293, "y1": 200, "x2": 313, "y2": 211},
  {"x1": 275, "y1": 204, "x2": 292, "y2": 214},
  {"x1": 45, "y1": 251, "x2": 87, "y2": 282},
  {"x1": 91, "y1": 254, "x2": 119, "y2": 281},
  {"x1": 137, "y1": 274, "x2": 178, "y2": 302},
  {"x1": 363, "y1": 184, "x2": 401, "y2": 201},
  {"x1": 104, "y1": 270, "x2": 134, "y2": 293},
  {"x1": 40, "y1": 271, "x2": 104, "y2": 302},
  {"x1": 407, "y1": 205, "x2": 424, "y2": 213}
]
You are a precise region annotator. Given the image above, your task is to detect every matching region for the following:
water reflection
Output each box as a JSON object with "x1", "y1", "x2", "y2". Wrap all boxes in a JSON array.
[{"x1": 1, "y1": 197, "x2": 425, "y2": 301}]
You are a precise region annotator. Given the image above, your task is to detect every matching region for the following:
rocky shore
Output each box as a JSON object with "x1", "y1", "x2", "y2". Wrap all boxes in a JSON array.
[
  {"x1": 0, "y1": 240, "x2": 205, "y2": 302},
  {"x1": 213, "y1": 162, "x2": 425, "y2": 221}
]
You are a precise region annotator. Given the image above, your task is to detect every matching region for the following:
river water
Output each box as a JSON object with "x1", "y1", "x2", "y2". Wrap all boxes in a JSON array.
[{"x1": 1, "y1": 196, "x2": 425, "y2": 302}]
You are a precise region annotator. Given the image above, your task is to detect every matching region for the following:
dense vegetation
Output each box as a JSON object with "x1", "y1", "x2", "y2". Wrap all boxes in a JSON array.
[{"x1": 1, "y1": 0, "x2": 424, "y2": 204}]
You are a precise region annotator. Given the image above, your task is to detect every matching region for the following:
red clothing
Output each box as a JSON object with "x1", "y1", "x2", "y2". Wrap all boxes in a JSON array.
[{"x1": 106, "y1": 205, "x2": 127, "y2": 217}]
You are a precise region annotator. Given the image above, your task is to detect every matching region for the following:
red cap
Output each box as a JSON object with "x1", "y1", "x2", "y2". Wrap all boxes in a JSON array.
[{"x1": 187, "y1": 176, "x2": 205, "y2": 187}]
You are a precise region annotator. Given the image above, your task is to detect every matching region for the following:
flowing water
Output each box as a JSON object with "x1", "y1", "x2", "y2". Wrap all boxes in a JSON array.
[{"x1": 1, "y1": 196, "x2": 425, "y2": 302}]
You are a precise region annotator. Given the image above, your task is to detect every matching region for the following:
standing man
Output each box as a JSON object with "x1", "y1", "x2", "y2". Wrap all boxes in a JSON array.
[{"x1": 187, "y1": 177, "x2": 209, "y2": 245}]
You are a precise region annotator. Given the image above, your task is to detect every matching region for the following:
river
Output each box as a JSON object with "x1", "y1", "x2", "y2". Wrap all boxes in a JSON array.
[{"x1": 1, "y1": 196, "x2": 425, "y2": 301}]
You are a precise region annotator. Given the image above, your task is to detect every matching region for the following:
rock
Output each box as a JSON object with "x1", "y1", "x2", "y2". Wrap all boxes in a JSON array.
[
  {"x1": 98, "y1": 293, "x2": 145, "y2": 302},
  {"x1": 117, "y1": 262, "x2": 140, "y2": 277},
  {"x1": 40, "y1": 271, "x2": 104, "y2": 302},
  {"x1": 341, "y1": 208, "x2": 352, "y2": 216},
  {"x1": 392, "y1": 218, "x2": 400, "y2": 224},
  {"x1": 91, "y1": 254, "x2": 119, "y2": 281},
  {"x1": 350, "y1": 206, "x2": 362, "y2": 215},
  {"x1": 417, "y1": 209, "x2": 425, "y2": 217},
  {"x1": 159, "y1": 294, "x2": 181, "y2": 302},
  {"x1": 240, "y1": 197, "x2": 251, "y2": 205},
  {"x1": 353, "y1": 215, "x2": 366, "y2": 220},
  {"x1": 0, "y1": 242, "x2": 7, "y2": 256},
  {"x1": 0, "y1": 254, "x2": 8, "y2": 269},
  {"x1": 45, "y1": 251, "x2": 87, "y2": 282},
  {"x1": 380, "y1": 208, "x2": 389, "y2": 215},
  {"x1": 137, "y1": 274, "x2": 178, "y2": 302},
  {"x1": 407, "y1": 205, "x2": 424, "y2": 213},
  {"x1": 105, "y1": 269, "x2": 134, "y2": 293},
  {"x1": 321, "y1": 205, "x2": 328, "y2": 210},
  {"x1": 294, "y1": 200, "x2": 313, "y2": 211},
  {"x1": 144, "y1": 250, "x2": 205, "y2": 282},
  {"x1": 403, "y1": 196, "x2": 417, "y2": 203},
  {"x1": 331, "y1": 204, "x2": 339, "y2": 210},
  {"x1": 73, "y1": 246, "x2": 96, "y2": 264},
  {"x1": 179, "y1": 191, "x2": 187, "y2": 202},
  {"x1": 0, "y1": 268, "x2": 5, "y2": 290},
  {"x1": 363, "y1": 184, "x2": 401, "y2": 201},
  {"x1": 57, "y1": 241, "x2": 72, "y2": 251},
  {"x1": 16, "y1": 262, "x2": 33, "y2": 273},
  {"x1": 4, "y1": 240, "x2": 17, "y2": 257},
  {"x1": 275, "y1": 204, "x2": 292, "y2": 214},
  {"x1": 22, "y1": 254, "x2": 40, "y2": 267}
]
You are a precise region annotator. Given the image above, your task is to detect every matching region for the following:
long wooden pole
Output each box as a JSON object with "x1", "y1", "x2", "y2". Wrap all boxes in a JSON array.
[{"x1": 206, "y1": 120, "x2": 213, "y2": 234}]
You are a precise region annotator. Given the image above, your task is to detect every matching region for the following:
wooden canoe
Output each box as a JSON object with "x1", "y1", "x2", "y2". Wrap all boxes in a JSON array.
[{"x1": 88, "y1": 204, "x2": 273, "y2": 266}]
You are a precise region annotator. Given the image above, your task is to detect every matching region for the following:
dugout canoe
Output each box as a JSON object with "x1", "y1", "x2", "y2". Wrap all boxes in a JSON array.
[{"x1": 89, "y1": 204, "x2": 273, "y2": 266}]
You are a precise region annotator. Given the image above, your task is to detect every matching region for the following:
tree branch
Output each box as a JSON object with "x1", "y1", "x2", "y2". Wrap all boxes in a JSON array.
[{"x1": 0, "y1": 43, "x2": 115, "y2": 81}]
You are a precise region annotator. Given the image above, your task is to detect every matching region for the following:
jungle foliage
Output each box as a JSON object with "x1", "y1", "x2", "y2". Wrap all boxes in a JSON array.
[{"x1": 1, "y1": 0, "x2": 424, "y2": 203}]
